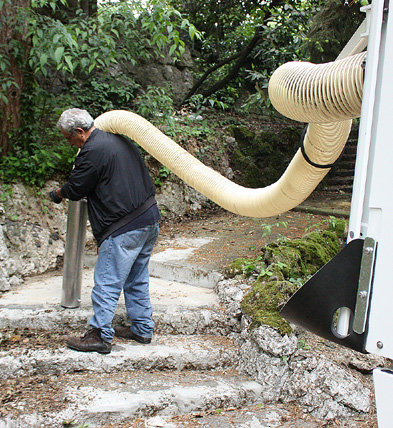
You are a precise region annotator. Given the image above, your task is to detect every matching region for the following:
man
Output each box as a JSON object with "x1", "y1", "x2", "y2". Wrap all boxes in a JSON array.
[{"x1": 50, "y1": 108, "x2": 160, "y2": 354}]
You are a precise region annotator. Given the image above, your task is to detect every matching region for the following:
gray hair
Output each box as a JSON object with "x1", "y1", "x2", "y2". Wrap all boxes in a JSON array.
[{"x1": 57, "y1": 108, "x2": 94, "y2": 135}]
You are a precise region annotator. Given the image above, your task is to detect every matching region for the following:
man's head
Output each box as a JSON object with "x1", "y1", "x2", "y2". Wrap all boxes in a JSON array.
[{"x1": 57, "y1": 108, "x2": 95, "y2": 148}]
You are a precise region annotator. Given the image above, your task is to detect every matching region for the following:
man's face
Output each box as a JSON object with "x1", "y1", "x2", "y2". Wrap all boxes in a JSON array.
[{"x1": 61, "y1": 128, "x2": 86, "y2": 148}]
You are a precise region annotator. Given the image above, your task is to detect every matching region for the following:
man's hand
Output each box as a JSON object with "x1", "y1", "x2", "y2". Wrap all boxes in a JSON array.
[{"x1": 49, "y1": 189, "x2": 62, "y2": 204}]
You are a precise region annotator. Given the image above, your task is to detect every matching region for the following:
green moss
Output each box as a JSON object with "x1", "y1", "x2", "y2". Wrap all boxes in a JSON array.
[
  {"x1": 258, "y1": 262, "x2": 287, "y2": 282},
  {"x1": 224, "y1": 257, "x2": 254, "y2": 278},
  {"x1": 227, "y1": 218, "x2": 349, "y2": 336},
  {"x1": 263, "y1": 243, "x2": 303, "y2": 276},
  {"x1": 326, "y1": 217, "x2": 348, "y2": 241},
  {"x1": 227, "y1": 125, "x2": 255, "y2": 144},
  {"x1": 263, "y1": 230, "x2": 340, "y2": 278},
  {"x1": 228, "y1": 124, "x2": 302, "y2": 188},
  {"x1": 241, "y1": 280, "x2": 299, "y2": 336},
  {"x1": 225, "y1": 257, "x2": 288, "y2": 281}
]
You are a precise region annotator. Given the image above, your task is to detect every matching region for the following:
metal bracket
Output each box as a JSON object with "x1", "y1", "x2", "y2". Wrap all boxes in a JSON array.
[
  {"x1": 280, "y1": 238, "x2": 368, "y2": 353},
  {"x1": 353, "y1": 237, "x2": 376, "y2": 334}
]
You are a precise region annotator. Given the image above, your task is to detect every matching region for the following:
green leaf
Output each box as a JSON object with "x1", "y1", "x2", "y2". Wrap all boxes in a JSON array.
[
  {"x1": 169, "y1": 44, "x2": 177, "y2": 57},
  {"x1": 189, "y1": 26, "x2": 195, "y2": 40},
  {"x1": 54, "y1": 47, "x2": 64, "y2": 65},
  {"x1": 178, "y1": 45, "x2": 185, "y2": 56},
  {"x1": 181, "y1": 19, "x2": 189, "y2": 30},
  {"x1": 0, "y1": 94, "x2": 8, "y2": 105},
  {"x1": 39, "y1": 53, "x2": 48, "y2": 68},
  {"x1": 64, "y1": 56, "x2": 74, "y2": 73}
]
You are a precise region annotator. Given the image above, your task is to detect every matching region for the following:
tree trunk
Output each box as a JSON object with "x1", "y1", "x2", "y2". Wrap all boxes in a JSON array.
[
  {"x1": 181, "y1": 29, "x2": 262, "y2": 105},
  {"x1": 89, "y1": 0, "x2": 97, "y2": 16},
  {"x1": 0, "y1": 0, "x2": 30, "y2": 156},
  {"x1": 80, "y1": 0, "x2": 97, "y2": 16}
]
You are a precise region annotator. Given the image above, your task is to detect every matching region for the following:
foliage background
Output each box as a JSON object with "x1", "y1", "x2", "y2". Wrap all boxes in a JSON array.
[{"x1": 0, "y1": 0, "x2": 365, "y2": 187}]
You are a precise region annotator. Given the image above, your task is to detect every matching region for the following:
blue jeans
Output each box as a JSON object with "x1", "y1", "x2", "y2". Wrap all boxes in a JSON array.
[{"x1": 89, "y1": 222, "x2": 159, "y2": 342}]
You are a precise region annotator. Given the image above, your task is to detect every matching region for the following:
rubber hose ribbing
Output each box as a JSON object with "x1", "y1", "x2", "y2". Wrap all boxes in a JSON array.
[{"x1": 94, "y1": 53, "x2": 365, "y2": 218}]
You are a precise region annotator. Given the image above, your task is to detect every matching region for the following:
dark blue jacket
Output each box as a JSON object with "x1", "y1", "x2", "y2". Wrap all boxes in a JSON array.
[{"x1": 61, "y1": 129, "x2": 156, "y2": 245}]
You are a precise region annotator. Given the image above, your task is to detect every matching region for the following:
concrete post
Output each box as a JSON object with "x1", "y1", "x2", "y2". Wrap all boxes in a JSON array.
[{"x1": 61, "y1": 199, "x2": 88, "y2": 308}]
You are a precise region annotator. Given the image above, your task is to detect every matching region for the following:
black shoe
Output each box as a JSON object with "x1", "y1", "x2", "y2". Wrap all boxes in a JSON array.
[
  {"x1": 66, "y1": 328, "x2": 112, "y2": 354},
  {"x1": 114, "y1": 326, "x2": 152, "y2": 344}
]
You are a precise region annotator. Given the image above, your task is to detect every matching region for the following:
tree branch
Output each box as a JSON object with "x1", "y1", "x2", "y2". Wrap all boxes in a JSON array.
[
  {"x1": 181, "y1": 0, "x2": 288, "y2": 105},
  {"x1": 200, "y1": 29, "x2": 262, "y2": 99},
  {"x1": 183, "y1": 50, "x2": 244, "y2": 102}
]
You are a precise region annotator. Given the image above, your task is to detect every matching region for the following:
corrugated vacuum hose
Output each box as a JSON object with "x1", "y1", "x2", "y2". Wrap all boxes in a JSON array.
[{"x1": 95, "y1": 52, "x2": 366, "y2": 218}]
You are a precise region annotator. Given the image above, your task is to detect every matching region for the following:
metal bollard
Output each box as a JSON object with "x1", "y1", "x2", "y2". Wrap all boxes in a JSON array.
[{"x1": 61, "y1": 199, "x2": 88, "y2": 308}]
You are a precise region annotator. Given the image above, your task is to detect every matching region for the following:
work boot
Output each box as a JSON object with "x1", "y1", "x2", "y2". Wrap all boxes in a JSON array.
[
  {"x1": 66, "y1": 328, "x2": 112, "y2": 354},
  {"x1": 114, "y1": 326, "x2": 152, "y2": 344}
]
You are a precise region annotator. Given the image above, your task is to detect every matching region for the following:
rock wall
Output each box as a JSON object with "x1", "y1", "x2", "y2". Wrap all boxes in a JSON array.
[
  {"x1": 124, "y1": 47, "x2": 195, "y2": 105},
  {"x1": 0, "y1": 181, "x2": 68, "y2": 291},
  {"x1": 215, "y1": 278, "x2": 380, "y2": 420}
]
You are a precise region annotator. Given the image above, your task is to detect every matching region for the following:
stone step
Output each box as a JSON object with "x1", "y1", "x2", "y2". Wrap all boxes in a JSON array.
[
  {"x1": 331, "y1": 168, "x2": 355, "y2": 177},
  {"x1": 87, "y1": 236, "x2": 226, "y2": 289},
  {"x1": 0, "y1": 369, "x2": 264, "y2": 428},
  {"x1": 324, "y1": 184, "x2": 354, "y2": 194},
  {"x1": 328, "y1": 175, "x2": 354, "y2": 185},
  {"x1": 326, "y1": 133, "x2": 358, "y2": 192},
  {"x1": 340, "y1": 151, "x2": 356, "y2": 162},
  {"x1": 86, "y1": 236, "x2": 224, "y2": 289},
  {"x1": 0, "y1": 334, "x2": 238, "y2": 380},
  {"x1": 150, "y1": 236, "x2": 224, "y2": 288},
  {"x1": 334, "y1": 159, "x2": 356, "y2": 170},
  {"x1": 0, "y1": 303, "x2": 236, "y2": 336},
  {"x1": 0, "y1": 266, "x2": 237, "y2": 335},
  {"x1": 343, "y1": 140, "x2": 357, "y2": 148},
  {"x1": 348, "y1": 126, "x2": 359, "y2": 139}
]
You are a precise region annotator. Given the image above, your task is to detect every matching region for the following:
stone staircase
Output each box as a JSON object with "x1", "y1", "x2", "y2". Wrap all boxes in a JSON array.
[
  {"x1": 0, "y1": 230, "x2": 376, "y2": 427},
  {"x1": 324, "y1": 125, "x2": 359, "y2": 193},
  {"x1": 0, "y1": 255, "x2": 257, "y2": 428}
]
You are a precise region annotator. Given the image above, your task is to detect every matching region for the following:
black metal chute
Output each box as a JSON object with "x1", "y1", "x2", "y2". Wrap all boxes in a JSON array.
[{"x1": 280, "y1": 238, "x2": 368, "y2": 353}]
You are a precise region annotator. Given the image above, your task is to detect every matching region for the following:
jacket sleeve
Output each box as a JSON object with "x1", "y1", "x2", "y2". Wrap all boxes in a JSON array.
[{"x1": 60, "y1": 148, "x2": 100, "y2": 201}]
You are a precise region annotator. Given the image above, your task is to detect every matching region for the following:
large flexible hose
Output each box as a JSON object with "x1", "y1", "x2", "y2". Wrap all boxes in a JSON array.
[{"x1": 95, "y1": 52, "x2": 365, "y2": 218}]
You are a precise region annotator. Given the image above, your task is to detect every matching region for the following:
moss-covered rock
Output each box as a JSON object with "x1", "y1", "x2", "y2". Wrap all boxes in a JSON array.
[
  {"x1": 263, "y1": 230, "x2": 341, "y2": 278},
  {"x1": 326, "y1": 217, "x2": 348, "y2": 241},
  {"x1": 226, "y1": 218, "x2": 349, "y2": 336},
  {"x1": 227, "y1": 124, "x2": 302, "y2": 188},
  {"x1": 224, "y1": 257, "x2": 255, "y2": 278},
  {"x1": 241, "y1": 280, "x2": 298, "y2": 336}
]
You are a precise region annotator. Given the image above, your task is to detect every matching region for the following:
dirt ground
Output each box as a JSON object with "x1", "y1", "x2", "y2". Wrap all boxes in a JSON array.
[{"x1": 156, "y1": 190, "x2": 350, "y2": 271}]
